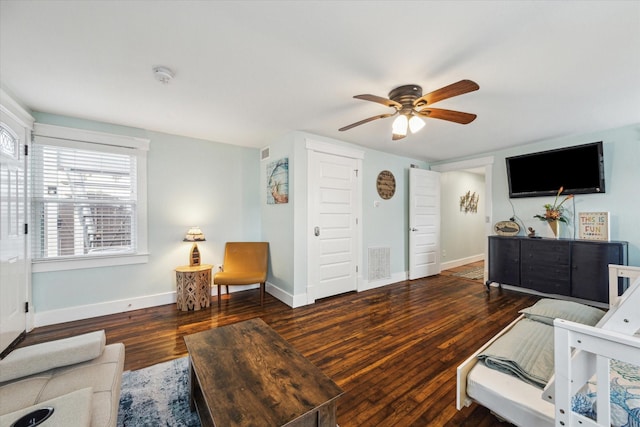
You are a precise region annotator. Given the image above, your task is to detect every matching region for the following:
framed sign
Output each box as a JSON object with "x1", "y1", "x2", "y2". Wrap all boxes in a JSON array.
[{"x1": 578, "y1": 212, "x2": 610, "y2": 241}]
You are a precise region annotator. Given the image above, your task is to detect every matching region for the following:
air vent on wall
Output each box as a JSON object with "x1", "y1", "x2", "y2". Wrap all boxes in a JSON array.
[
  {"x1": 368, "y1": 247, "x2": 390, "y2": 281},
  {"x1": 261, "y1": 146, "x2": 270, "y2": 161}
]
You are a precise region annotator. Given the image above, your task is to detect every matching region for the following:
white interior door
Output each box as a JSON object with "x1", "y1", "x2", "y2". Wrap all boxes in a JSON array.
[
  {"x1": 0, "y1": 107, "x2": 29, "y2": 354},
  {"x1": 409, "y1": 168, "x2": 441, "y2": 280},
  {"x1": 308, "y1": 148, "x2": 360, "y2": 301}
]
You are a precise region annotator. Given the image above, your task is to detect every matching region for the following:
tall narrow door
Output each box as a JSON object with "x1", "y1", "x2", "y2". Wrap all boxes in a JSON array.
[
  {"x1": 409, "y1": 168, "x2": 441, "y2": 280},
  {"x1": 0, "y1": 107, "x2": 29, "y2": 354},
  {"x1": 308, "y1": 150, "x2": 359, "y2": 301}
]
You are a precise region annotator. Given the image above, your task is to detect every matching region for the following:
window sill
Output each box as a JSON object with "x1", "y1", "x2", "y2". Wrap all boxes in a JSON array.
[{"x1": 32, "y1": 253, "x2": 149, "y2": 273}]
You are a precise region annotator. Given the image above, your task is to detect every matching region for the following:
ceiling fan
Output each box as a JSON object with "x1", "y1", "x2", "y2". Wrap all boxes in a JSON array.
[{"x1": 338, "y1": 79, "x2": 479, "y2": 140}]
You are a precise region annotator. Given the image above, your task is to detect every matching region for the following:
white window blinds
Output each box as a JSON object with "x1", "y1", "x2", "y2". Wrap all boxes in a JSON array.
[{"x1": 31, "y1": 125, "x2": 148, "y2": 263}]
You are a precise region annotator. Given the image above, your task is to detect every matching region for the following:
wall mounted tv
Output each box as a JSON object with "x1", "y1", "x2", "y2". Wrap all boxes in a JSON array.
[{"x1": 506, "y1": 141, "x2": 605, "y2": 198}]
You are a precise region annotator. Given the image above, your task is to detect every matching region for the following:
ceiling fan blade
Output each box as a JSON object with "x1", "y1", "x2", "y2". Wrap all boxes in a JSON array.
[
  {"x1": 354, "y1": 94, "x2": 402, "y2": 109},
  {"x1": 338, "y1": 112, "x2": 396, "y2": 132},
  {"x1": 413, "y1": 80, "x2": 479, "y2": 107},
  {"x1": 392, "y1": 133, "x2": 406, "y2": 141},
  {"x1": 415, "y1": 108, "x2": 477, "y2": 124}
]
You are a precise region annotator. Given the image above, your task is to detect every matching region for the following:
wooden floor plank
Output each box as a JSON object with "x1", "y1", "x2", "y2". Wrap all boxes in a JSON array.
[{"x1": 18, "y1": 263, "x2": 536, "y2": 426}]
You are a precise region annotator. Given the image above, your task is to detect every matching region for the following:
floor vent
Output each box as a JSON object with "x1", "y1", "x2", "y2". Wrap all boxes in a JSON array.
[{"x1": 368, "y1": 247, "x2": 390, "y2": 281}]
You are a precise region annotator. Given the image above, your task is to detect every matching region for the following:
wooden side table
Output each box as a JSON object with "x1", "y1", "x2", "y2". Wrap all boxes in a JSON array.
[{"x1": 175, "y1": 264, "x2": 213, "y2": 311}]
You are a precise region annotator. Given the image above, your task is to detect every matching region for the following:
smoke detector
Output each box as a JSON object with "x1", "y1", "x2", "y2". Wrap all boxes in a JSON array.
[{"x1": 153, "y1": 66, "x2": 174, "y2": 84}]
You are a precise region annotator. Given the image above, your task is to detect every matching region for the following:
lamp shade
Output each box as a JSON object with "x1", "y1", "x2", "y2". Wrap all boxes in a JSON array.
[
  {"x1": 391, "y1": 114, "x2": 408, "y2": 136},
  {"x1": 183, "y1": 226, "x2": 205, "y2": 242},
  {"x1": 409, "y1": 116, "x2": 425, "y2": 133}
]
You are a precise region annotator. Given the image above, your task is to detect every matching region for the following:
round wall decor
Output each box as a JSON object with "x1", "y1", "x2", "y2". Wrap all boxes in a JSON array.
[{"x1": 376, "y1": 170, "x2": 396, "y2": 200}]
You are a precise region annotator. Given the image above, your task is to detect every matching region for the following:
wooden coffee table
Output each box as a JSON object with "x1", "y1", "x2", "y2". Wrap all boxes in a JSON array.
[{"x1": 183, "y1": 318, "x2": 344, "y2": 427}]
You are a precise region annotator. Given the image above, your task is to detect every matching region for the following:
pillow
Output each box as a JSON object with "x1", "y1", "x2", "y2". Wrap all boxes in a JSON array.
[
  {"x1": 0, "y1": 331, "x2": 105, "y2": 383},
  {"x1": 0, "y1": 387, "x2": 92, "y2": 427},
  {"x1": 519, "y1": 298, "x2": 605, "y2": 326}
]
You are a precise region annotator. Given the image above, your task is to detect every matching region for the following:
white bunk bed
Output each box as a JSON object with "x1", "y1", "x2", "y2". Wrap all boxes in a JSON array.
[{"x1": 457, "y1": 264, "x2": 640, "y2": 427}]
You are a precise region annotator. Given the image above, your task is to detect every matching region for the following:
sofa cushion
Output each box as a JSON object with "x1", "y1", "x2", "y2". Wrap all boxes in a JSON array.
[
  {"x1": 38, "y1": 344, "x2": 124, "y2": 427},
  {"x1": 0, "y1": 331, "x2": 106, "y2": 383},
  {"x1": 0, "y1": 341, "x2": 124, "y2": 427},
  {"x1": 0, "y1": 387, "x2": 92, "y2": 427}
]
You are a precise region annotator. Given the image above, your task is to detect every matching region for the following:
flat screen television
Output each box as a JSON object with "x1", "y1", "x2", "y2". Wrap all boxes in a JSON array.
[{"x1": 506, "y1": 141, "x2": 605, "y2": 198}]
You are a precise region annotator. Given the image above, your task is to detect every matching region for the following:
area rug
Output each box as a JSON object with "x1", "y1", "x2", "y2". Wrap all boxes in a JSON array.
[
  {"x1": 452, "y1": 267, "x2": 484, "y2": 280},
  {"x1": 118, "y1": 356, "x2": 201, "y2": 426}
]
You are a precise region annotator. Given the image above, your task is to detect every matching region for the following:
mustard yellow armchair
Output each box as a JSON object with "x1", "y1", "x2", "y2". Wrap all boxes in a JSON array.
[{"x1": 214, "y1": 242, "x2": 269, "y2": 306}]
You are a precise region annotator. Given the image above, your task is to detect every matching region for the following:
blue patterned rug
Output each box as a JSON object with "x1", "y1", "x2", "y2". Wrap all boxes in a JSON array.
[{"x1": 118, "y1": 357, "x2": 201, "y2": 426}]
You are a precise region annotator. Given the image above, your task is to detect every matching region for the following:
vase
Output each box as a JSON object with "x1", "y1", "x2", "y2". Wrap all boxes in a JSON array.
[{"x1": 548, "y1": 220, "x2": 559, "y2": 238}]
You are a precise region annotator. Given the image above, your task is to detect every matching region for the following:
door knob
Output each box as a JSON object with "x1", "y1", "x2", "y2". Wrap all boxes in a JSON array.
[
  {"x1": 314, "y1": 226, "x2": 320, "y2": 236},
  {"x1": 410, "y1": 227, "x2": 418, "y2": 232}
]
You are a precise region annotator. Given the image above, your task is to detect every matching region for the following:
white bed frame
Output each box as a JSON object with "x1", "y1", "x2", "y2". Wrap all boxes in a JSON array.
[{"x1": 457, "y1": 264, "x2": 640, "y2": 427}]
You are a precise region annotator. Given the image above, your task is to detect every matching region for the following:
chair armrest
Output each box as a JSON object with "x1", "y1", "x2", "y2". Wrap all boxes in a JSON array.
[
  {"x1": 0, "y1": 331, "x2": 106, "y2": 383},
  {"x1": 0, "y1": 387, "x2": 93, "y2": 426}
]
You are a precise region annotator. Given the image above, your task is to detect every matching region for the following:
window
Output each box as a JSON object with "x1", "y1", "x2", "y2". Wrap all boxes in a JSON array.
[
  {"x1": 1, "y1": 126, "x2": 19, "y2": 158},
  {"x1": 31, "y1": 124, "x2": 149, "y2": 271}
]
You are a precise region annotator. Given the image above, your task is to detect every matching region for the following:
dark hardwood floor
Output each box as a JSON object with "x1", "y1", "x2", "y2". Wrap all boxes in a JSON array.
[{"x1": 20, "y1": 262, "x2": 538, "y2": 426}]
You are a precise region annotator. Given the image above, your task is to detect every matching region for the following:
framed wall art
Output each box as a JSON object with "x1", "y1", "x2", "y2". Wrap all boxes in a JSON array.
[{"x1": 267, "y1": 157, "x2": 289, "y2": 204}]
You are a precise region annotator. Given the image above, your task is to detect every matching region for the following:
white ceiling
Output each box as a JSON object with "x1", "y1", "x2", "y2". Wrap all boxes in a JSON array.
[{"x1": 1, "y1": 1, "x2": 639, "y2": 162}]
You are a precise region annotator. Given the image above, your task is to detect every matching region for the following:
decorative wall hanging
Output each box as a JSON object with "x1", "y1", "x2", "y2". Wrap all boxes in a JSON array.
[
  {"x1": 376, "y1": 170, "x2": 396, "y2": 200},
  {"x1": 459, "y1": 190, "x2": 479, "y2": 213},
  {"x1": 267, "y1": 157, "x2": 289, "y2": 204},
  {"x1": 494, "y1": 220, "x2": 520, "y2": 236}
]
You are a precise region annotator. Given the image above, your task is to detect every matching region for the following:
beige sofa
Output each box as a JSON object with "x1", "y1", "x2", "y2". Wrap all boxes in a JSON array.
[{"x1": 0, "y1": 330, "x2": 124, "y2": 427}]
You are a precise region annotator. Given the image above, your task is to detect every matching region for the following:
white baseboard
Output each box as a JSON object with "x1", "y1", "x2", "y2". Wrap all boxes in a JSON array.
[
  {"x1": 214, "y1": 283, "x2": 260, "y2": 295},
  {"x1": 34, "y1": 260, "x2": 485, "y2": 327},
  {"x1": 440, "y1": 254, "x2": 484, "y2": 271},
  {"x1": 34, "y1": 291, "x2": 177, "y2": 327},
  {"x1": 34, "y1": 284, "x2": 263, "y2": 327},
  {"x1": 266, "y1": 282, "x2": 306, "y2": 307}
]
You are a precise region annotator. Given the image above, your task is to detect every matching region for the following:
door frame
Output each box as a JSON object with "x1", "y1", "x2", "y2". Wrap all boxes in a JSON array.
[
  {"x1": 431, "y1": 156, "x2": 494, "y2": 278},
  {"x1": 305, "y1": 139, "x2": 363, "y2": 304}
]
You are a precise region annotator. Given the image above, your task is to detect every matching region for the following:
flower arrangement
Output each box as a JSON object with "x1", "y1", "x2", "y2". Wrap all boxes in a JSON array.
[{"x1": 534, "y1": 187, "x2": 574, "y2": 224}]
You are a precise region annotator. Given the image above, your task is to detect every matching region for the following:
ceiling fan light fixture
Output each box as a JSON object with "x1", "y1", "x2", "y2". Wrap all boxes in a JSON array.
[
  {"x1": 392, "y1": 114, "x2": 408, "y2": 136},
  {"x1": 409, "y1": 115, "x2": 425, "y2": 133},
  {"x1": 339, "y1": 79, "x2": 479, "y2": 140}
]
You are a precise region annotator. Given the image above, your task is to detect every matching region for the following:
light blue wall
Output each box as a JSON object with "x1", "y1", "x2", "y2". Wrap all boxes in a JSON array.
[
  {"x1": 29, "y1": 112, "x2": 638, "y2": 318},
  {"x1": 259, "y1": 133, "x2": 296, "y2": 295},
  {"x1": 438, "y1": 123, "x2": 640, "y2": 266},
  {"x1": 31, "y1": 113, "x2": 260, "y2": 312},
  {"x1": 361, "y1": 147, "x2": 427, "y2": 275},
  {"x1": 264, "y1": 131, "x2": 428, "y2": 303},
  {"x1": 440, "y1": 170, "x2": 485, "y2": 264},
  {"x1": 29, "y1": 112, "x2": 427, "y2": 316}
]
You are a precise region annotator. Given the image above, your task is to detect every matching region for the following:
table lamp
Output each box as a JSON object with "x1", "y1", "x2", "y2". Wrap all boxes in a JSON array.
[{"x1": 183, "y1": 226, "x2": 205, "y2": 266}]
